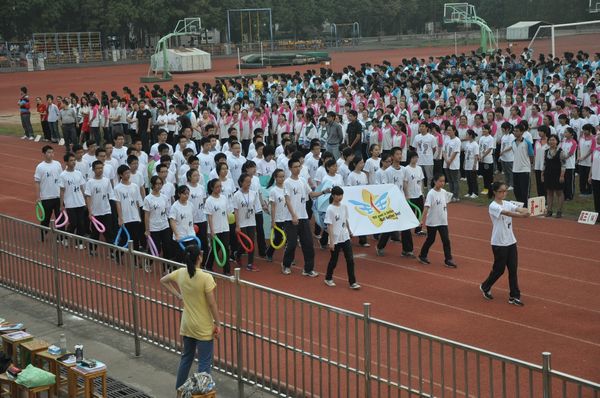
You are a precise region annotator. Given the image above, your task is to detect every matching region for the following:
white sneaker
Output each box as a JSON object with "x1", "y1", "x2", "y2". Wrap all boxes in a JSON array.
[
  {"x1": 350, "y1": 283, "x2": 361, "y2": 290},
  {"x1": 507, "y1": 186, "x2": 514, "y2": 191},
  {"x1": 460, "y1": 177, "x2": 467, "y2": 181},
  {"x1": 21, "y1": 135, "x2": 27, "y2": 140},
  {"x1": 61, "y1": 240, "x2": 69, "y2": 247},
  {"x1": 324, "y1": 279, "x2": 336, "y2": 287},
  {"x1": 29, "y1": 136, "x2": 34, "y2": 140},
  {"x1": 281, "y1": 265, "x2": 292, "y2": 275},
  {"x1": 302, "y1": 270, "x2": 319, "y2": 277},
  {"x1": 463, "y1": 193, "x2": 471, "y2": 198},
  {"x1": 77, "y1": 244, "x2": 85, "y2": 250},
  {"x1": 470, "y1": 194, "x2": 478, "y2": 199}
]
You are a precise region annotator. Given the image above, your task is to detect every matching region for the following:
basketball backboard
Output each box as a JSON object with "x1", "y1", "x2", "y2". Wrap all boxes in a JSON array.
[
  {"x1": 174, "y1": 18, "x2": 202, "y2": 34},
  {"x1": 591, "y1": 0, "x2": 600, "y2": 13},
  {"x1": 443, "y1": 3, "x2": 475, "y2": 23}
]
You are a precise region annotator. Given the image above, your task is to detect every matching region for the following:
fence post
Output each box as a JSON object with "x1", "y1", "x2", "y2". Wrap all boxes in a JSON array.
[
  {"x1": 128, "y1": 241, "x2": 141, "y2": 357},
  {"x1": 234, "y1": 268, "x2": 244, "y2": 398},
  {"x1": 50, "y1": 221, "x2": 63, "y2": 326},
  {"x1": 363, "y1": 303, "x2": 372, "y2": 398},
  {"x1": 542, "y1": 352, "x2": 552, "y2": 398}
]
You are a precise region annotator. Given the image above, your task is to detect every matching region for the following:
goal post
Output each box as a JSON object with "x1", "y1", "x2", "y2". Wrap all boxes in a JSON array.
[
  {"x1": 227, "y1": 8, "x2": 273, "y2": 50},
  {"x1": 528, "y1": 20, "x2": 600, "y2": 58}
]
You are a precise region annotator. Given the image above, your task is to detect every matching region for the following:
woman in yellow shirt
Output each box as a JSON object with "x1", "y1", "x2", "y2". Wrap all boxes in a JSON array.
[{"x1": 160, "y1": 245, "x2": 221, "y2": 390}]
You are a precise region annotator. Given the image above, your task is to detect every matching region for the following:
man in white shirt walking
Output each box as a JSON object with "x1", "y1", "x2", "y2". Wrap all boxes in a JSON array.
[{"x1": 34, "y1": 145, "x2": 63, "y2": 241}]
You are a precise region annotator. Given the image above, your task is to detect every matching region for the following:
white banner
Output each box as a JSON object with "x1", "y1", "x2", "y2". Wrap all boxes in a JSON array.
[{"x1": 341, "y1": 184, "x2": 420, "y2": 236}]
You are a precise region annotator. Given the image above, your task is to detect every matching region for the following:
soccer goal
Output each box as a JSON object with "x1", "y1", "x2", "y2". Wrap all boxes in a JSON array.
[{"x1": 527, "y1": 20, "x2": 600, "y2": 58}]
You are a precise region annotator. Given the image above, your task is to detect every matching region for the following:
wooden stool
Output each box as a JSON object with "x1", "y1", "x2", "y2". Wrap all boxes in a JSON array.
[
  {"x1": 68, "y1": 367, "x2": 107, "y2": 398},
  {"x1": 19, "y1": 339, "x2": 49, "y2": 368},
  {"x1": 0, "y1": 373, "x2": 17, "y2": 398},
  {"x1": 192, "y1": 392, "x2": 216, "y2": 398},
  {"x1": 34, "y1": 351, "x2": 74, "y2": 398},
  {"x1": 16, "y1": 382, "x2": 53, "y2": 398},
  {"x1": 0, "y1": 331, "x2": 32, "y2": 366}
]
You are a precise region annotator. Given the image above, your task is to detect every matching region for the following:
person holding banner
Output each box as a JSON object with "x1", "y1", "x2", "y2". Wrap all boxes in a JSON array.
[
  {"x1": 480, "y1": 181, "x2": 530, "y2": 307},
  {"x1": 59, "y1": 152, "x2": 87, "y2": 249},
  {"x1": 34, "y1": 145, "x2": 63, "y2": 241},
  {"x1": 204, "y1": 179, "x2": 231, "y2": 275},
  {"x1": 282, "y1": 158, "x2": 331, "y2": 276},
  {"x1": 143, "y1": 176, "x2": 173, "y2": 260},
  {"x1": 233, "y1": 173, "x2": 260, "y2": 271},
  {"x1": 169, "y1": 185, "x2": 195, "y2": 262},
  {"x1": 542, "y1": 134, "x2": 566, "y2": 218},
  {"x1": 84, "y1": 160, "x2": 116, "y2": 255},
  {"x1": 265, "y1": 169, "x2": 289, "y2": 262},
  {"x1": 417, "y1": 174, "x2": 457, "y2": 268},
  {"x1": 324, "y1": 186, "x2": 361, "y2": 290}
]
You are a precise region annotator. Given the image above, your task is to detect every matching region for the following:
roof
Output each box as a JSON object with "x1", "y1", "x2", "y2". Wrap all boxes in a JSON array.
[{"x1": 507, "y1": 21, "x2": 545, "y2": 29}]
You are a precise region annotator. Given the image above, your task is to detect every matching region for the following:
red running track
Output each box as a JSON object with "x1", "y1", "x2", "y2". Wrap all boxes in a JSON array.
[{"x1": 0, "y1": 135, "x2": 599, "y2": 386}]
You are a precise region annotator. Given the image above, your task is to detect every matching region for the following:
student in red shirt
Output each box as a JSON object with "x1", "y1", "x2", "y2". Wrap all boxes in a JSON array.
[{"x1": 36, "y1": 97, "x2": 51, "y2": 141}]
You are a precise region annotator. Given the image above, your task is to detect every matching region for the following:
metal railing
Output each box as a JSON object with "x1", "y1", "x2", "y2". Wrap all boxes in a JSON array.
[{"x1": 0, "y1": 213, "x2": 598, "y2": 398}]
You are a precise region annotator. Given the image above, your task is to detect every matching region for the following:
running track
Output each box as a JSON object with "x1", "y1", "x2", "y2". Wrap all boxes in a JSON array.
[{"x1": 0, "y1": 135, "x2": 598, "y2": 385}]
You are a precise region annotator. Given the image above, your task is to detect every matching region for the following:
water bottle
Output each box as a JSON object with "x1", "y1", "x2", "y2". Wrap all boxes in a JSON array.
[
  {"x1": 75, "y1": 344, "x2": 83, "y2": 363},
  {"x1": 59, "y1": 334, "x2": 67, "y2": 354}
]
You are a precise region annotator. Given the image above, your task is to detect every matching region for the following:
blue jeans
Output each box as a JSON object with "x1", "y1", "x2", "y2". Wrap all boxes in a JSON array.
[{"x1": 175, "y1": 336, "x2": 214, "y2": 388}]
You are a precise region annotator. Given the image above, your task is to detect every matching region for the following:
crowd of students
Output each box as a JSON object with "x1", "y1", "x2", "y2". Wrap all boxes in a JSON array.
[{"x1": 28, "y1": 47, "x2": 600, "y2": 292}]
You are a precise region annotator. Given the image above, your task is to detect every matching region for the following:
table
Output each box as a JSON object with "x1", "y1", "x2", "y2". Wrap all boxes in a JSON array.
[
  {"x1": 68, "y1": 366, "x2": 107, "y2": 398},
  {"x1": 0, "y1": 331, "x2": 33, "y2": 365},
  {"x1": 34, "y1": 350, "x2": 75, "y2": 397},
  {"x1": 19, "y1": 338, "x2": 49, "y2": 367}
]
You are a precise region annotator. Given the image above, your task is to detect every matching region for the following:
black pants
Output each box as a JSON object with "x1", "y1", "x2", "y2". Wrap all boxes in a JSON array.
[
  {"x1": 377, "y1": 229, "x2": 413, "y2": 252},
  {"x1": 265, "y1": 221, "x2": 285, "y2": 258},
  {"x1": 41, "y1": 120, "x2": 51, "y2": 141},
  {"x1": 534, "y1": 170, "x2": 546, "y2": 198},
  {"x1": 481, "y1": 244, "x2": 520, "y2": 299},
  {"x1": 592, "y1": 180, "x2": 600, "y2": 214},
  {"x1": 40, "y1": 198, "x2": 61, "y2": 241},
  {"x1": 480, "y1": 163, "x2": 493, "y2": 192},
  {"x1": 512, "y1": 172, "x2": 530, "y2": 205},
  {"x1": 241, "y1": 139, "x2": 251, "y2": 157},
  {"x1": 115, "y1": 221, "x2": 142, "y2": 250},
  {"x1": 255, "y1": 213, "x2": 266, "y2": 256},
  {"x1": 418, "y1": 225, "x2": 452, "y2": 261},
  {"x1": 579, "y1": 166, "x2": 592, "y2": 194},
  {"x1": 325, "y1": 240, "x2": 356, "y2": 285},
  {"x1": 466, "y1": 170, "x2": 479, "y2": 195},
  {"x1": 307, "y1": 199, "x2": 321, "y2": 236},
  {"x1": 459, "y1": 152, "x2": 466, "y2": 179},
  {"x1": 235, "y1": 226, "x2": 256, "y2": 266},
  {"x1": 89, "y1": 213, "x2": 114, "y2": 252},
  {"x1": 150, "y1": 227, "x2": 174, "y2": 260},
  {"x1": 65, "y1": 206, "x2": 87, "y2": 240},
  {"x1": 62, "y1": 123, "x2": 77, "y2": 151},
  {"x1": 194, "y1": 221, "x2": 209, "y2": 266},
  {"x1": 563, "y1": 169, "x2": 575, "y2": 200},
  {"x1": 409, "y1": 196, "x2": 424, "y2": 233},
  {"x1": 282, "y1": 219, "x2": 315, "y2": 272},
  {"x1": 433, "y1": 159, "x2": 443, "y2": 178},
  {"x1": 90, "y1": 126, "x2": 101, "y2": 145},
  {"x1": 205, "y1": 231, "x2": 230, "y2": 274}
]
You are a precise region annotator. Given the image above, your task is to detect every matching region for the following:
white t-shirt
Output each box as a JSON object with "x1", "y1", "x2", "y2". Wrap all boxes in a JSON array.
[
  {"x1": 284, "y1": 177, "x2": 311, "y2": 220},
  {"x1": 142, "y1": 193, "x2": 170, "y2": 232},
  {"x1": 256, "y1": 158, "x2": 277, "y2": 177},
  {"x1": 187, "y1": 183, "x2": 207, "y2": 224},
  {"x1": 198, "y1": 152, "x2": 216, "y2": 174},
  {"x1": 346, "y1": 171, "x2": 368, "y2": 186},
  {"x1": 578, "y1": 136, "x2": 595, "y2": 167},
  {"x1": 414, "y1": 133, "x2": 437, "y2": 166},
  {"x1": 322, "y1": 173, "x2": 345, "y2": 188},
  {"x1": 478, "y1": 135, "x2": 495, "y2": 164},
  {"x1": 227, "y1": 154, "x2": 247, "y2": 186},
  {"x1": 112, "y1": 146, "x2": 128, "y2": 166},
  {"x1": 489, "y1": 200, "x2": 518, "y2": 246},
  {"x1": 384, "y1": 165, "x2": 405, "y2": 191},
  {"x1": 591, "y1": 150, "x2": 600, "y2": 181},
  {"x1": 443, "y1": 137, "x2": 461, "y2": 170},
  {"x1": 233, "y1": 190, "x2": 259, "y2": 228},
  {"x1": 169, "y1": 200, "x2": 195, "y2": 239},
  {"x1": 363, "y1": 158, "x2": 380, "y2": 184},
  {"x1": 424, "y1": 188, "x2": 449, "y2": 227},
  {"x1": 114, "y1": 182, "x2": 143, "y2": 223},
  {"x1": 268, "y1": 186, "x2": 290, "y2": 222},
  {"x1": 58, "y1": 170, "x2": 86, "y2": 208},
  {"x1": 204, "y1": 195, "x2": 230, "y2": 234},
  {"x1": 464, "y1": 141, "x2": 480, "y2": 171},
  {"x1": 500, "y1": 134, "x2": 515, "y2": 162},
  {"x1": 84, "y1": 177, "x2": 114, "y2": 216},
  {"x1": 324, "y1": 203, "x2": 351, "y2": 245},
  {"x1": 75, "y1": 159, "x2": 90, "y2": 181},
  {"x1": 149, "y1": 142, "x2": 174, "y2": 160},
  {"x1": 34, "y1": 160, "x2": 62, "y2": 199},
  {"x1": 403, "y1": 165, "x2": 424, "y2": 199},
  {"x1": 160, "y1": 182, "x2": 176, "y2": 204}
]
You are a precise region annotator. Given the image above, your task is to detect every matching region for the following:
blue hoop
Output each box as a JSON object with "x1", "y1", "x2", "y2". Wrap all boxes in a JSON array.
[{"x1": 178, "y1": 235, "x2": 201, "y2": 250}]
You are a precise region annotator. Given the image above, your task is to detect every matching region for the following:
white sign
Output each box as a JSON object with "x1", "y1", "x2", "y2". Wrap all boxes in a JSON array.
[
  {"x1": 527, "y1": 196, "x2": 546, "y2": 216},
  {"x1": 341, "y1": 184, "x2": 419, "y2": 236},
  {"x1": 578, "y1": 211, "x2": 598, "y2": 225}
]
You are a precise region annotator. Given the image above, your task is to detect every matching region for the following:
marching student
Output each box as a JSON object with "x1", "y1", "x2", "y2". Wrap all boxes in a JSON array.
[
  {"x1": 59, "y1": 152, "x2": 87, "y2": 248},
  {"x1": 417, "y1": 173, "x2": 458, "y2": 268},
  {"x1": 478, "y1": 124, "x2": 495, "y2": 195},
  {"x1": 143, "y1": 176, "x2": 173, "y2": 260},
  {"x1": 323, "y1": 186, "x2": 361, "y2": 290},
  {"x1": 244, "y1": 160, "x2": 268, "y2": 257},
  {"x1": 265, "y1": 169, "x2": 289, "y2": 262},
  {"x1": 443, "y1": 125, "x2": 461, "y2": 202},
  {"x1": 413, "y1": 122, "x2": 437, "y2": 188},
  {"x1": 282, "y1": 158, "x2": 330, "y2": 276},
  {"x1": 34, "y1": 145, "x2": 63, "y2": 240},
  {"x1": 464, "y1": 130, "x2": 480, "y2": 199},
  {"x1": 157, "y1": 164, "x2": 176, "y2": 204},
  {"x1": 169, "y1": 185, "x2": 195, "y2": 262},
  {"x1": 84, "y1": 160, "x2": 116, "y2": 255},
  {"x1": 233, "y1": 173, "x2": 260, "y2": 271},
  {"x1": 186, "y1": 169, "x2": 209, "y2": 264},
  {"x1": 346, "y1": 157, "x2": 370, "y2": 247},
  {"x1": 363, "y1": 144, "x2": 381, "y2": 185},
  {"x1": 256, "y1": 145, "x2": 277, "y2": 177},
  {"x1": 403, "y1": 151, "x2": 426, "y2": 235},
  {"x1": 204, "y1": 178, "x2": 231, "y2": 275},
  {"x1": 114, "y1": 165, "x2": 144, "y2": 251},
  {"x1": 480, "y1": 181, "x2": 530, "y2": 306}
]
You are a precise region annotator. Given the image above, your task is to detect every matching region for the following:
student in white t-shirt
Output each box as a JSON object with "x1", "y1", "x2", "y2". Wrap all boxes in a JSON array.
[
  {"x1": 204, "y1": 178, "x2": 231, "y2": 274},
  {"x1": 143, "y1": 175, "x2": 172, "y2": 260},
  {"x1": 169, "y1": 185, "x2": 195, "y2": 262},
  {"x1": 413, "y1": 122, "x2": 437, "y2": 187},
  {"x1": 480, "y1": 181, "x2": 530, "y2": 307},
  {"x1": 149, "y1": 130, "x2": 174, "y2": 160},
  {"x1": 403, "y1": 151, "x2": 426, "y2": 235},
  {"x1": 186, "y1": 168, "x2": 208, "y2": 264},
  {"x1": 157, "y1": 164, "x2": 175, "y2": 204},
  {"x1": 233, "y1": 173, "x2": 261, "y2": 271},
  {"x1": 464, "y1": 130, "x2": 480, "y2": 198},
  {"x1": 323, "y1": 186, "x2": 361, "y2": 290},
  {"x1": 265, "y1": 169, "x2": 289, "y2": 261},
  {"x1": 417, "y1": 174, "x2": 457, "y2": 268},
  {"x1": 478, "y1": 124, "x2": 495, "y2": 195},
  {"x1": 346, "y1": 157, "x2": 370, "y2": 247},
  {"x1": 84, "y1": 160, "x2": 116, "y2": 252},
  {"x1": 363, "y1": 144, "x2": 381, "y2": 185},
  {"x1": 114, "y1": 165, "x2": 144, "y2": 250},
  {"x1": 59, "y1": 152, "x2": 87, "y2": 246},
  {"x1": 34, "y1": 145, "x2": 63, "y2": 236},
  {"x1": 499, "y1": 122, "x2": 515, "y2": 189},
  {"x1": 443, "y1": 125, "x2": 462, "y2": 201}
]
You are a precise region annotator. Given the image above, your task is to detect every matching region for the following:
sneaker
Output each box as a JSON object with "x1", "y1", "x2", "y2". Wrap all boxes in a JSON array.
[
  {"x1": 460, "y1": 177, "x2": 467, "y2": 181},
  {"x1": 481, "y1": 189, "x2": 489, "y2": 195},
  {"x1": 417, "y1": 256, "x2": 430, "y2": 265},
  {"x1": 464, "y1": 193, "x2": 472, "y2": 198},
  {"x1": 265, "y1": 255, "x2": 273, "y2": 262},
  {"x1": 324, "y1": 279, "x2": 336, "y2": 287},
  {"x1": 444, "y1": 259, "x2": 458, "y2": 268},
  {"x1": 77, "y1": 244, "x2": 85, "y2": 250},
  {"x1": 401, "y1": 251, "x2": 416, "y2": 258},
  {"x1": 359, "y1": 242, "x2": 371, "y2": 247},
  {"x1": 479, "y1": 284, "x2": 493, "y2": 300},
  {"x1": 143, "y1": 260, "x2": 152, "y2": 273},
  {"x1": 61, "y1": 239, "x2": 69, "y2": 247},
  {"x1": 470, "y1": 194, "x2": 478, "y2": 199},
  {"x1": 282, "y1": 266, "x2": 292, "y2": 275},
  {"x1": 21, "y1": 135, "x2": 27, "y2": 140},
  {"x1": 507, "y1": 186, "x2": 514, "y2": 191},
  {"x1": 314, "y1": 234, "x2": 322, "y2": 239},
  {"x1": 375, "y1": 248, "x2": 384, "y2": 256},
  {"x1": 508, "y1": 297, "x2": 524, "y2": 306},
  {"x1": 350, "y1": 283, "x2": 361, "y2": 290},
  {"x1": 416, "y1": 231, "x2": 427, "y2": 236},
  {"x1": 29, "y1": 136, "x2": 34, "y2": 141},
  {"x1": 302, "y1": 270, "x2": 319, "y2": 277},
  {"x1": 246, "y1": 264, "x2": 259, "y2": 272}
]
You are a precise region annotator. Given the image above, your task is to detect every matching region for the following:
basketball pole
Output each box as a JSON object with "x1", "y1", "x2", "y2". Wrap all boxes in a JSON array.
[
  {"x1": 237, "y1": 47, "x2": 241, "y2": 75},
  {"x1": 454, "y1": 31, "x2": 457, "y2": 55}
]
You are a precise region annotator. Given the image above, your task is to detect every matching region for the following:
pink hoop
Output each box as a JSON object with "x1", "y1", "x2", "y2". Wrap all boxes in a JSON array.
[
  {"x1": 54, "y1": 210, "x2": 69, "y2": 228},
  {"x1": 147, "y1": 236, "x2": 159, "y2": 257},
  {"x1": 90, "y1": 216, "x2": 106, "y2": 233}
]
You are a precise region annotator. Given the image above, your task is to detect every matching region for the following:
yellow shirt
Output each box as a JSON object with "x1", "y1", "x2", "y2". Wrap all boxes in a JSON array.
[{"x1": 168, "y1": 268, "x2": 217, "y2": 340}]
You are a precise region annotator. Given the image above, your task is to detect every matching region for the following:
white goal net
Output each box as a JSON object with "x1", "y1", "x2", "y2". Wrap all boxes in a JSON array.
[{"x1": 528, "y1": 20, "x2": 600, "y2": 59}]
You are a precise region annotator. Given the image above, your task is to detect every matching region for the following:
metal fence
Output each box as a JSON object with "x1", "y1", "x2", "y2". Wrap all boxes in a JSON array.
[{"x1": 0, "y1": 213, "x2": 598, "y2": 398}]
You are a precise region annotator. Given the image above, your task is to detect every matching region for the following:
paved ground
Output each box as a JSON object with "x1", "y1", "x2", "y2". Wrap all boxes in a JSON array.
[{"x1": 0, "y1": 286, "x2": 275, "y2": 398}]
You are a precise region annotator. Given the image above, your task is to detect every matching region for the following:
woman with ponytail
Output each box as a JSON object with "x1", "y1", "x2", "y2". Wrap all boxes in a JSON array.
[{"x1": 160, "y1": 244, "x2": 220, "y2": 392}]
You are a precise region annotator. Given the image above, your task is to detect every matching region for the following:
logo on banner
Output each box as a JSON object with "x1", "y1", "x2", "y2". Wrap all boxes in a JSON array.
[{"x1": 349, "y1": 190, "x2": 398, "y2": 227}]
